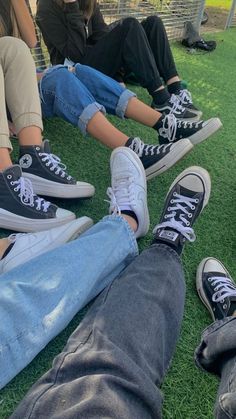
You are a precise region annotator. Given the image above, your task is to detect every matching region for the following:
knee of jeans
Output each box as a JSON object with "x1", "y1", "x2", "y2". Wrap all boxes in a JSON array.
[{"x1": 216, "y1": 392, "x2": 236, "y2": 418}]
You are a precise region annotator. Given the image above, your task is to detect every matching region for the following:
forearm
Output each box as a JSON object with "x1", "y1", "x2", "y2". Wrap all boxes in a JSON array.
[{"x1": 11, "y1": 0, "x2": 37, "y2": 48}]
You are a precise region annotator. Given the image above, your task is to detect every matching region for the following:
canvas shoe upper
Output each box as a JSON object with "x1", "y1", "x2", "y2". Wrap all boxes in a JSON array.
[
  {"x1": 126, "y1": 137, "x2": 193, "y2": 180},
  {"x1": 177, "y1": 89, "x2": 202, "y2": 119},
  {"x1": 0, "y1": 217, "x2": 93, "y2": 274},
  {"x1": 153, "y1": 166, "x2": 211, "y2": 251},
  {"x1": 196, "y1": 258, "x2": 236, "y2": 321},
  {"x1": 19, "y1": 140, "x2": 95, "y2": 199},
  {"x1": 152, "y1": 94, "x2": 199, "y2": 122},
  {"x1": 107, "y1": 147, "x2": 149, "y2": 238},
  {"x1": 0, "y1": 165, "x2": 75, "y2": 232},
  {"x1": 158, "y1": 113, "x2": 222, "y2": 146}
]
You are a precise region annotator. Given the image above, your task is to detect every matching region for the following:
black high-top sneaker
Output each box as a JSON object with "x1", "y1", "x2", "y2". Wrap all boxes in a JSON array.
[
  {"x1": 19, "y1": 140, "x2": 95, "y2": 199},
  {"x1": 177, "y1": 89, "x2": 202, "y2": 119},
  {"x1": 196, "y1": 258, "x2": 236, "y2": 321},
  {"x1": 0, "y1": 165, "x2": 75, "y2": 232},
  {"x1": 152, "y1": 94, "x2": 200, "y2": 122},
  {"x1": 157, "y1": 113, "x2": 222, "y2": 146},
  {"x1": 153, "y1": 166, "x2": 211, "y2": 254},
  {"x1": 125, "y1": 137, "x2": 193, "y2": 180}
]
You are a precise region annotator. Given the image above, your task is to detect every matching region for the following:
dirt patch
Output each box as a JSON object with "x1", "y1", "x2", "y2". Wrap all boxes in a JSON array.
[{"x1": 201, "y1": 7, "x2": 229, "y2": 32}]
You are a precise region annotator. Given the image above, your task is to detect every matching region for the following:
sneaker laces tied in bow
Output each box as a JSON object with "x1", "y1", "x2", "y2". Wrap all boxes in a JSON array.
[
  {"x1": 106, "y1": 176, "x2": 135, "y2": 215},
  {"x1": 153, "y1": 193, "x2": 197, "y2": 242},
  {"x1": 210, "y1": 276, "x2": 236, "y2": 303},
  {"x1": 178, "y1": 89, "x2": 193, "y2": 105},
  {"x1": 12, "y1": 177, "x2": 51, "y2": 212},
  {"x1": 169, "y1": 94, "x2": 185, "y2": 114},
  {"x1": 39, "y1": 152, "x2": 72, "y2": 179},
  {"x1": 159, "y1": 114, "x2": 177, "y2": 143}
]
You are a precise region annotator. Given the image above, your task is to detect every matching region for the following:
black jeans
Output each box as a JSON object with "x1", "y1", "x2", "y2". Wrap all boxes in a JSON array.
[
  {"x1": 81, "y1": 16, "x2": 178, "y2": 94},
  {"x1": 11, "y1": 244, "x2": 185, "y2": 419}
]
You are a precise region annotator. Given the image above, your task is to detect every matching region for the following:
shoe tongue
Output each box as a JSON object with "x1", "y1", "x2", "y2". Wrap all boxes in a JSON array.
[
  {"x1": 3, "y1": 164, "x2": 22, "y2": 180},
  {"x1": 42, "y1": 139, "x2": 51, "y2": 154}
]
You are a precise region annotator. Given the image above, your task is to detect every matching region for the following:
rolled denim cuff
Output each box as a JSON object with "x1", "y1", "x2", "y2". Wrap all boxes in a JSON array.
[
  {"x1": 102, "y1": 214, "x2": 139, "y2": 257},
  {"x1": 116, "y1": 89, "x2": 136, "y2": 119},
  {"x1": 78, "y1": 102, "x2": 106, "y2": 135},
  {"x1": 195, "y1": 317, "x2": 236, "y2": 376},
  {"x1": 0, "y1": 134, "x2": 12, "y2": 151}
]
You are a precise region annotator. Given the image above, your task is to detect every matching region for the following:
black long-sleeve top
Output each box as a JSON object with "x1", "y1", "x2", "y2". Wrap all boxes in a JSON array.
[{"x1": 36, "y1": 0, "x2": 109, "y2": 64}]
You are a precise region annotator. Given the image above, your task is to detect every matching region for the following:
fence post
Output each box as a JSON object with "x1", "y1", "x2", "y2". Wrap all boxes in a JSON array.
[{"x1": 225, "y1": 0, "x2": 236, "y2": 28}]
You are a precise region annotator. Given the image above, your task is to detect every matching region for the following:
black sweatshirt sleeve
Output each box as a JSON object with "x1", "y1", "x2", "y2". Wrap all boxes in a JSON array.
[{"x1": 36, "y1": 0, "x2": 88, "y2": 62}]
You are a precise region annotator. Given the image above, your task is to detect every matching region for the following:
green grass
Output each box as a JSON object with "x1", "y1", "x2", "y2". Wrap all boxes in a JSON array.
[
  {"x1": 1, "y1": 28, "x2": 236, "y2": 418},
  {"x1": 205, "y1": 0, "x2": 231, "y2": 9}
]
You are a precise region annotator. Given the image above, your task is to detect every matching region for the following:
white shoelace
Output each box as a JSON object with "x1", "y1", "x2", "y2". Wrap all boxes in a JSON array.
[
  {"x1": 178, "y1": 89, "x2": 193, "y2": 105},
  {"x1": 106, "y1": 176, "x2": 135, "y2": 215},
  {"x1": 153, "y1": 192, "x2": 198, "y2": 242},
  {"x1": 159, "y1": 114, "x2": 177, "y2": 143},
  {"x1": 12, "y1": 177, "x2": 51, "y2": 212},
  {"x1": 39, "y1": 152, "x2": 71, "y2": 179},
  {"x1": 209, "y1": 276, "x2": 236, "y2": 303},
  {"x1": 169, "y1": 94, "x2": 186, "y2": 115},
  {"x1": 129, "y1": 137, "x2": 170, "y2": 156}
]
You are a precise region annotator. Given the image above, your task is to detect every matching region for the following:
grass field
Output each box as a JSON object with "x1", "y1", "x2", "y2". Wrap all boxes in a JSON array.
[
  {"x1": 206, "y1": 0, "x2": 231, "y2": 9},
  {"x1": 0, "y1": 28, "x2": 236, "y2": 418}
]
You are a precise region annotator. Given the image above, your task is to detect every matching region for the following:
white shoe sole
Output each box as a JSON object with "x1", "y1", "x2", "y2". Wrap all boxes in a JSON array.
[
  {"x1": 196, "y1": 257, "x2": 230, "y2": 321},
  {"x1": 0, "y1": 209, "x2": 76, "y2": 232},
  {"x1": 146, "y1": 139, "x2": 193, "y2": 180},
  {"x1": 110, "y1": 147, "x2": 150, "y2": 238},
  {"x1": 23, "y1": 173, "x2": 95, "y2": 198},
  {"x1": 189, "y1": 117, "x2": 222, "y2": 145},
  {"x1": 1, "y1": 217, "x2": 93, "y2": 274},
  {"x1": 167, "y1": 165, "x2": 211, "y2": 210}
]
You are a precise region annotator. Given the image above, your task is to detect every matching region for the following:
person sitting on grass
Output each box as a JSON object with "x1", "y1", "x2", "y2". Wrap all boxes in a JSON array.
[
  {"x1": 2, "y1": 0, "x2": 222, "y2": 194},
  {"x1": 36, "y1": 0, "x2": 202, "y2": 120},
  {"x1": 0, "y1": 153, "x2": 212, "y2": 417}
]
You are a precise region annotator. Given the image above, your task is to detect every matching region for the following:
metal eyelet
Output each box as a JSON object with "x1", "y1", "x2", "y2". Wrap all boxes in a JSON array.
[
  {"x1": 188, "y1": 213, "x2": 193, "y2": 218},
  {"x1": 10, "y1": 181, "x2": 14, "y2": 185},
  {"x1": 7, "y1": 174, "x2": 12, "y2": 179},
  {"x1": 50, "y1": 167, "x2": 54, "y2": 171},
  {"x1": 195, "y1": 199, "x2": 199, "y2": 203},
  {"x1": 14, "y1": 187, "x2": 18, "y2": 192},
  {"x1": 223, "y1": 304, "x2": 227, "y2": 310},
  {"x1": 208, "y1": 278, "x2": 212, "y2": 282},
  {"x1": 36, "y1": 147, "x2": 40, "y2": 151}
]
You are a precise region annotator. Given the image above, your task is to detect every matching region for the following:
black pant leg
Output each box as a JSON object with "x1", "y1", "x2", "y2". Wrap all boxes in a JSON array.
[
  {"x1": 81, "y1": 17, "x2": 163, "y2": 93},
  {"x1": 141, "y1": 15, "x2": 178, "y2": 83}
]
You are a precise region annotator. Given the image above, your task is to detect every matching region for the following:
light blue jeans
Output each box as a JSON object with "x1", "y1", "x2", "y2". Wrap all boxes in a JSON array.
[
  {"x1": 39, "y1": 64, "x2": 136, "y2": 134},
  {"x1": 0, "y1": 216, "x2": 138, "y2": 390}
]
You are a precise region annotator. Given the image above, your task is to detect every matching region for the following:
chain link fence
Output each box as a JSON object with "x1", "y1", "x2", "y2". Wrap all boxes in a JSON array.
[
  {"x1": 225, "y1": 0, "x2": 236, "y2": 28},
  {"x1": 28, "y1": 0, "x2": 205, "y2": 68}
]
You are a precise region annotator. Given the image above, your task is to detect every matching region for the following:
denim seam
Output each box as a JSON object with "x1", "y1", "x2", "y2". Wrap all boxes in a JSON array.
[{"x1": 219, "y1": 357, "x2": 236, "y2": 418}]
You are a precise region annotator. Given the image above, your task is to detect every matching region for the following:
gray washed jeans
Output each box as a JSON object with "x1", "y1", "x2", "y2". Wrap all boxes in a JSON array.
[
  {"x1": 195, "y1": 317, "x2": 236, "y2": 418},
  {"x1": 11, "y1": 243, "x2": 185, "y2": 419}
]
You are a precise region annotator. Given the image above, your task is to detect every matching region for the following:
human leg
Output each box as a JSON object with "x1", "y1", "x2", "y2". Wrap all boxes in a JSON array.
[
  {"x1": 11, "y1": 165, "x2": 211, "y2": 419},
  {"x1": 0, "y1": 145, "x2": 151, "y2": 389},
  {"x1": 0, "y1": 38, "x2": 76, "y2": 230},
  {"x1": 195, "y1": 258, "x2": 236, "y2": 418},
  {"x1": 141, "y1": 16, "x2": 201, "y2": 118}
]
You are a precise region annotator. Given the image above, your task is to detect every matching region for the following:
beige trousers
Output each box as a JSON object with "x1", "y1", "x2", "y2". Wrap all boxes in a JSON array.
[{"x1": 0, "y1": 36, "x2": 43, "y2": 151}]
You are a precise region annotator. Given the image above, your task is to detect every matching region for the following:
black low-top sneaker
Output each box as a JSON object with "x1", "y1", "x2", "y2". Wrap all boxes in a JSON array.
[
  {"x1": 152, "y1": 94, "x2": 199, "y2": 122},
  {"x1": 196, "y1": 258, "x2": 236, "y2": 321},
  {"x1": 158, "y1": 114, "x2": 222, "y2": 146},
  {"x1": 126, "y1": 137, "x2": 193, "y2": 180},
  {"x1": 177, "y1": 89, "x2": 202, "y2": 119},
  {"x1": 153, "y1": 166, "x2": 211, "y2": 254},
  {"x1": 0, "y1": 165, "x2": 75, "y2": 232},
  {"x1": 19, "y1": 140, "x2": 95, "y2": 199}
]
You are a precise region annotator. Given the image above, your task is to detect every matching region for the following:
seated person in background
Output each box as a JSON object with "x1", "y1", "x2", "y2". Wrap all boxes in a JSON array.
[{"x1": 36, "y1": 0, "x2": 201, "y2": 118}]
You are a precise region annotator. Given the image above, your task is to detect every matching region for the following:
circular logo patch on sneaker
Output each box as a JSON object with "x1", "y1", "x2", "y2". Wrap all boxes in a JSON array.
[{"x1": 19, "y1": 154, "x2": 32, "y2": 169}]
